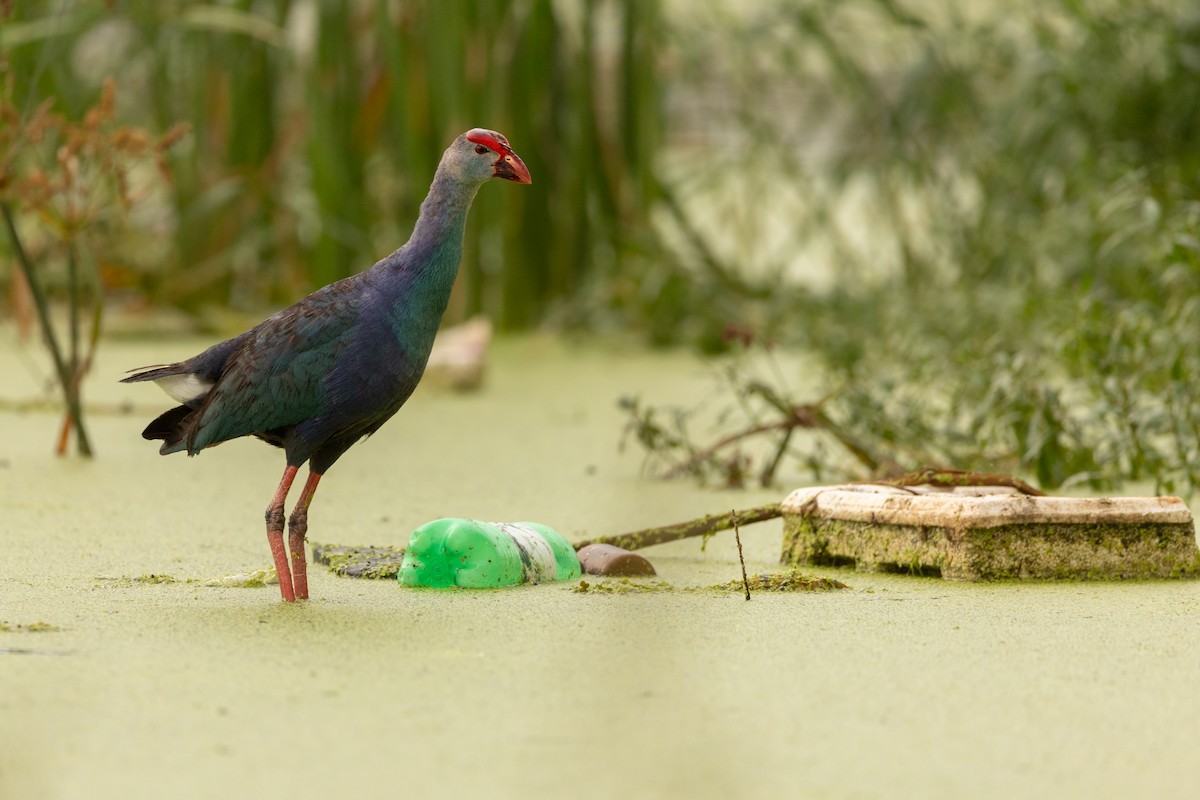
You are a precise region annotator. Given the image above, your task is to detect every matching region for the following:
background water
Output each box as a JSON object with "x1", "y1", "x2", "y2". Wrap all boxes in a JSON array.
[{"x1": 2, "y1": 330, "x2": 1197, "y2": 799}]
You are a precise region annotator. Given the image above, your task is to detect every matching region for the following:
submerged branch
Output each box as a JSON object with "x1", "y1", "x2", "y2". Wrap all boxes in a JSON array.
[{"x1": 575, "y1": 503, "x2": 783, "y2": 551}]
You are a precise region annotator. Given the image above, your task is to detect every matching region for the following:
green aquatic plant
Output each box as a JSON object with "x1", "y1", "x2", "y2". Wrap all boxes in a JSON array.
[
  {"x1": 617, "y1": 1, "x2": 1200, "y2": 497},
  {"x1": 571, "y1": 579, "x2": 674, "y2": 594},
  {"x1": 709, "y1": 571, "x2": 850, "y2": 593},
  {"x1": 0, "y1": 620, "x2": 62, "y2": 633}
]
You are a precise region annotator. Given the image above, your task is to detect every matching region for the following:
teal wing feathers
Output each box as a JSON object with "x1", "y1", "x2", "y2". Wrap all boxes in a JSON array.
[{"x1": 186, "y1": 284, "x2": 363, "y2": 453}]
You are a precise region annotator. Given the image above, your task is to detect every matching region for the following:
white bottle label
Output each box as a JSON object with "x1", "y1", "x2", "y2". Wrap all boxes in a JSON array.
[{"x1": 494, "y1": 522, "x2": 558, "y2": 584}]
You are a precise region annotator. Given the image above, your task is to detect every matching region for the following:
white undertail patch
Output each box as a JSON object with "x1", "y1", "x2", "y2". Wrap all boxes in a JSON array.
[{"x1": 154, "y1": 373, "x2": 214, "y2": 404}]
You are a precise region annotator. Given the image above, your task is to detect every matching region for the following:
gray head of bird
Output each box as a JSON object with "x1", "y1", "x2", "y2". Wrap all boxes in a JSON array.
[{"x1": 444, "y1": 128, "x2": 532, "y2": 186}]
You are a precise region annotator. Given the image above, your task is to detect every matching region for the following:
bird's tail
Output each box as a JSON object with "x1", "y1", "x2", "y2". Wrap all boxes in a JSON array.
[
  {"x1": 120, "y1": 364, "x2": 182, "y2": 383},
  {"x1": 141, "y1": 404, "x2": 194, "y2": 455}
]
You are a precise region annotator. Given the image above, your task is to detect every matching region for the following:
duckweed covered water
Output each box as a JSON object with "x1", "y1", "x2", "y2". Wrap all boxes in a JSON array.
[{"x1": 2, "y1": 331, "x2": 1199, "y2": 799}]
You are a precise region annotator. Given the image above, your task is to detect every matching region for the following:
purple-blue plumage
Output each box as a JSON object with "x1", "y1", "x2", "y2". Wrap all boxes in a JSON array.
[{"x1": 121, "y1": 129, "x2": 531, "y2": 602}]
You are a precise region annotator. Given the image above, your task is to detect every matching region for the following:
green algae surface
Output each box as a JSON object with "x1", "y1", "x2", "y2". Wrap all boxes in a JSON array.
[
  {"x1": 2, "y1": 330, "x2": 1200, "y2": 799},
  {"x1": 710, "y1": 569, "x2": 851, "y2": 593},
  {"x1": 311, "y1": 543, "x2": 406, "y2": 579}
]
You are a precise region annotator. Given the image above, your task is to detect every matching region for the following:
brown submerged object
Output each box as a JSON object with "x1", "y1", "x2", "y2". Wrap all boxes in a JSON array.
[{"x1": 576, "y1": 544, "x2": 657, "y2": 577}]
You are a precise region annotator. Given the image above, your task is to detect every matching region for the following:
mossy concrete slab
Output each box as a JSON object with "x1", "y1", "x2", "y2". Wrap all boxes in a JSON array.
[{"x1": 782, "y1": 484, "x2": 1200, "y2": 580}]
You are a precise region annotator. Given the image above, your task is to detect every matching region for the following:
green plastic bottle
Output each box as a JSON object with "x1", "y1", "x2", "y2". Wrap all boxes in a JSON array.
[{"x1": 398, "y1": 518, "x2": 581, "y2": 588}]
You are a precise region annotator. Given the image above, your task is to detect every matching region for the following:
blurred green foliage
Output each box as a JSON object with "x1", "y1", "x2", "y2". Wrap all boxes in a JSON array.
[
  {"x1": 614, "y1": 0, "x2": 1200, "y2": 495},
  {"x1": 3, "y1": 0, "x2": 1199, "y2": 493},
  {"x1": 1, "y1": 0, "x2": 662, "y2": 328}
]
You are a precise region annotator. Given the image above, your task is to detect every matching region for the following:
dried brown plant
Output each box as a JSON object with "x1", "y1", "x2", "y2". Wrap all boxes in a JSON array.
[{"x1": 1, "y1": 64, "x2": 187, "y2": 456}]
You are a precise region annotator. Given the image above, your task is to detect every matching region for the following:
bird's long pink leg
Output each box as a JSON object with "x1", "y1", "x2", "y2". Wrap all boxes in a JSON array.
[
  {"x1": 266, "y1": 465, "x2": 299, "y2": 602},
  {"x1": 287, "y1": 471, "x2": 323, "y2": 601}
]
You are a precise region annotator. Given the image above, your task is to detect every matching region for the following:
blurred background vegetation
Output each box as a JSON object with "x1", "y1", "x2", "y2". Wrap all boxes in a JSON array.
[
  {"x1": 2, "y1": 0, "x2": 1198, "y2": 493},
  {"x1": 2, "y1": 0, "x2": 662, "y2": 330}
]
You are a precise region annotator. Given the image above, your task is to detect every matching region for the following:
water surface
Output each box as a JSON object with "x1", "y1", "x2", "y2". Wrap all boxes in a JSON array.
[{"x1": 1, "y1": 331, "x2": 1197, "y2": 799}]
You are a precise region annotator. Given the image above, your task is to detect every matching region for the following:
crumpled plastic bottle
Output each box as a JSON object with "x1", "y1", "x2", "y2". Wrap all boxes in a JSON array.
[{"x1": 398, "y1": 518, "x2": 581, "y2": 588}]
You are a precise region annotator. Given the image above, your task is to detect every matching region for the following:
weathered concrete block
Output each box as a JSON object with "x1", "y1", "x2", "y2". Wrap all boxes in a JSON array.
[{"x1": 781, "y1": 485, "x2": 1200, "y2": 580}]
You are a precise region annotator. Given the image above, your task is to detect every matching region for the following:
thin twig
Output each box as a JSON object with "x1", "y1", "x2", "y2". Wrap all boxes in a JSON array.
[
  {"x1": 878, "y1": 467, "x2": 1045, "y2": 496},
  {"x1": 747, "y1": 381, "x2": 891, "y2": 473},
  {"x1": 661, "y1": 420, "x2": 794, "y2": 479},
  {"x1": 732, "y1": 510, "x2": 751, "y2": 601},
  {"x1": 1, "y1": 202, "x2": 93, "y2": 456},
  {"x1": 759, "y1": 424, "x2": 794, "y2": 487},
  {"x1": 659, "y1": 395, "x2": 892, "y2": 482},
  {"x1": 66, "y1": 238, "x2": 81, "y2": 389},
  {"x1": 2, "y1": 203, "x2": 68, "y2": 385}
]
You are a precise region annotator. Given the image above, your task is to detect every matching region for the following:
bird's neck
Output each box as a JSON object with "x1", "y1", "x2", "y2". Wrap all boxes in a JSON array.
[
  {"x1": 380, "y1": 167, "x2": 482, "y2": 342},
  {"x1": 408, "y1": 168, "x2": 481, "y2": 265}
]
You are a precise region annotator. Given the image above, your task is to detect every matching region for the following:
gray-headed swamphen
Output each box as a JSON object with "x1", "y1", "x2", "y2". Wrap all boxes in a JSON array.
[{"x1": 122, "y1": 129, "x2": 531, "y2": 601}]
